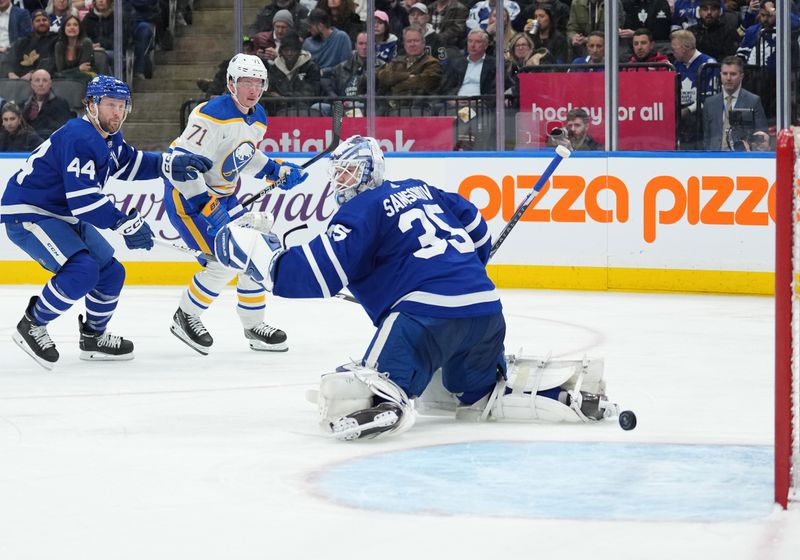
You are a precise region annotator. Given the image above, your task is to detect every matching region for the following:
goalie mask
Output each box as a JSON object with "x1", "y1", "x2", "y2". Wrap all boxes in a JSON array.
[
  {"x1": 329, "y1": 135, "x2": 385, "y2": 206},
  {"x1": 227, "y1": 54, "x2": 269, "y2": 110}
]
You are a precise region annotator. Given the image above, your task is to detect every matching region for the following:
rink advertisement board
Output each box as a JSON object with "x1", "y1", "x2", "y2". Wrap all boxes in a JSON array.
[
  {"x1": 256, "y1": 117, "x2": 456, "y2": 152},
  {"x1": 0, "y1": 152, "x2": 776, "y2": 294},
  {"x1": 519, "y1": 72, "x2": 676, "y2": 151}
]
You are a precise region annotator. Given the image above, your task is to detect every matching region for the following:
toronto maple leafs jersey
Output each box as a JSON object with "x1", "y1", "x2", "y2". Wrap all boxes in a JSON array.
[
  {"x1": 0, "y1": 117, "x2": 162, "y2": 229},
  {"x1": 167, "y1": 94, "x2": 273, "y2": 199},
  {"x1": 272, "y1": 178, "x2": 502, "y2": 326}
]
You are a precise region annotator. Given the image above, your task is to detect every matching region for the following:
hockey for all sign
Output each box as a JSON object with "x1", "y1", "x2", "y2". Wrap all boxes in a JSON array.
[
  {"x1": 258, "y1": 117, "x2": 456, "y2": 153},
  {"x1": 518, "y1": 72, "x2": 676, "y2": 151}
]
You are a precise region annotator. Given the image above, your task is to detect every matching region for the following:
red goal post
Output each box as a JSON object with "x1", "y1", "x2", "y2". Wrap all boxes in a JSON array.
[{"x1": 775, "y1": 128, "x2": 800, "y2": 509}]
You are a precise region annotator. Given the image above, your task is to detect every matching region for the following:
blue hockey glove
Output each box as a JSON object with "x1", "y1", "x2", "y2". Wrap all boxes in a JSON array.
[
  {"x1": 199, "y1": 195, "x2": 230, "y2": 237},
  {"x1": 113, "y1": 209, "x2": 154, "y2": 250},
  {"x1": 257, "y1": 159, "x2": 308, "y2": 190},
  {"x1": 161, "y1": 152, "x2": 213, "y2": 182}
]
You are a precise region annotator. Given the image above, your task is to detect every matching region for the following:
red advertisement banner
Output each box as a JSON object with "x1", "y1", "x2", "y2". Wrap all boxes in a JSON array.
[
  {"x1": 518, "y1": 72, "x2": 676, "y2": 150},
  {"x1": 258, "y1": 116, "x2": 455, "y2": 152}
]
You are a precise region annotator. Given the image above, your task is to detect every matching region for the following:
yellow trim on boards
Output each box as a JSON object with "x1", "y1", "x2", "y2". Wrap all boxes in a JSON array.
[
  {"x1": 0, "y1": 261, "x2": 204, "y2": 285},
  {"x1": 0, "y1": 261, "x2": 774, "y2": 295}
]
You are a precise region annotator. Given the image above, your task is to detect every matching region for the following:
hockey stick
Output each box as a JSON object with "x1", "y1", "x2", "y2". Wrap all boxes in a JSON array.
[
  {"x1": 152, "y1": 237, "x2": 217, "y2": 262},
  {"x1": 488, "y1": 144, "x2": 571, "y2": 260},
  {"x1": 333, "y1": 145, "x2": 572, "y2": 304},
  {"x1": 240, "y1": 101, "x2": 345, "y2": 209}
]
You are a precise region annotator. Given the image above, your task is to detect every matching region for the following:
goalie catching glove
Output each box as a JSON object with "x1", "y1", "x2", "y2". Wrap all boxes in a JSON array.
[
  {"x1": 213, "y1": 212, "x2": 282, "y2": 289},
  {"x1": 254, "y1": 159, "x2": 307, "y2": 190}
]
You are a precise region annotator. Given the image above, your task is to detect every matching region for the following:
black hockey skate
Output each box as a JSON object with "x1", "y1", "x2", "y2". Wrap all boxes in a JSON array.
[
  {"x1": 12, "y1": 296, "x2": 59, "y2": 370},
  {"x1": 78, "y1": 315, "x2": 134, "y2": 361},
  {"x1": 244, "y1": 323, "x2": 288, "y2": 352},
  {"x1": 171, "y1": 308, "x2": 213, "y2": 355},
  {"x1": 330, "y1": 402, "x2": 403, "y2": 441}
]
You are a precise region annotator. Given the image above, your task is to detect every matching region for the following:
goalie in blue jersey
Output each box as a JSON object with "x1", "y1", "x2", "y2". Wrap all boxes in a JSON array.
[
  {"x1": 214, "y1": 136, "x2": 619, "y2": 439},
  {"x1": 1, "y1": 75, "x2": 213, "y2": 370}
]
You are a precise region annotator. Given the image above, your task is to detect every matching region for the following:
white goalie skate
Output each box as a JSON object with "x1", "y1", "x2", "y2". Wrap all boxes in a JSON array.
[{"x1": 307, "y1": 363, "x2": 416, "y2": 441}]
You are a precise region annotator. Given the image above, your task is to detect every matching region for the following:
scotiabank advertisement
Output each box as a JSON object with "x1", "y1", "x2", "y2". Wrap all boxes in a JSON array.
[
  {"x1": 0, "y1": 153, "x2": 777, "y2": 294},
  {"x1": 258, "y1": 117, "x2": 456, "y2": 152},
  {"x1": 518, "y1": 72, "x2": 676, "y2": 150}
]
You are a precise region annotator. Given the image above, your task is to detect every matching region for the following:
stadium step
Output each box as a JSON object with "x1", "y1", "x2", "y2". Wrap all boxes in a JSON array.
[{"x1": 123, "y1": 0, "x2": 261, "y2": 151}]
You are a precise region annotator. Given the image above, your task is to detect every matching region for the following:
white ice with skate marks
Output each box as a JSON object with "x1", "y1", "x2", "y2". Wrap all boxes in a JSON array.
[{"x1": 0, "y1": 286, "x2": 797, "y2": 560}]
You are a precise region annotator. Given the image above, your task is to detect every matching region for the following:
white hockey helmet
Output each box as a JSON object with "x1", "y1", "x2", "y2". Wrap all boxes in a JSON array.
[
  {"x1": 329, "y1": 135, "x2": 385, "y2": 206},
  {"x1": 227, "y1": 53, "x2": 269, "y2": 92}
]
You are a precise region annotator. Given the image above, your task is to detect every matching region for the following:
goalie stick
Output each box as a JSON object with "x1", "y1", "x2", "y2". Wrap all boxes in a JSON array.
[
  {"x1": 334, "y1": 145, "x2": 573, "y2": 304},
  {"x1": 488, "y1": 144, "x2": 571, "y2": 259},
  {"x1": 240, "y1": 101, "x2": 345, "y2": 209}
]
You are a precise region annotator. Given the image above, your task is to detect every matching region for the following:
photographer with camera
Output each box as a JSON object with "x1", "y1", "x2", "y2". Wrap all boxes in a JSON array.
[{"x1": 701, "y1": 55, "x2": 768, "y2": 151}]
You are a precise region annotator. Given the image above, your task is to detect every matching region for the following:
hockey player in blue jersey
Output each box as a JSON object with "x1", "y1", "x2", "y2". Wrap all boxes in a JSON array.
[
  {"x1": 1, "y1": 75, "x2": 213, "y2": 370},
  {"x1": 213, "y1": 136, "x2": 621, "y2": 439},
  {"x1": 162, "y1": 53, "x2": 308, "y2": 356}
]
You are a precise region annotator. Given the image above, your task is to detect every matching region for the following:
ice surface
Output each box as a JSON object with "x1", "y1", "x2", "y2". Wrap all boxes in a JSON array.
[{"x1": 0, "y1": 286, "x2": 798, "y2": 559}]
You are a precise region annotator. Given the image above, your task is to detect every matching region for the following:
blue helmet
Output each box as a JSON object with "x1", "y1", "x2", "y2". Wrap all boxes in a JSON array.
[{"x1": 85, "y1": 75, "x2": 132, "y2": 112}]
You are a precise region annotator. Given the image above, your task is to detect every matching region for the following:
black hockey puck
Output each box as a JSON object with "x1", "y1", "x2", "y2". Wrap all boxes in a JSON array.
[{"x1": 619, "y1": 410, "x2": 637, "y2": 431}]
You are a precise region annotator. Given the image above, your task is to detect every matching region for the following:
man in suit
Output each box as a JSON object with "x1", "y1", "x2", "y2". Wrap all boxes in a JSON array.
[
  {"x1": 439, "y1": 29, "x2": 496, "y2": 98},
  {"x1": 702, "y1": 55, "x2": 768, "y2": 151},
  {"x1": 439, "y1": 29, "x2": 496, "y2": 149}
]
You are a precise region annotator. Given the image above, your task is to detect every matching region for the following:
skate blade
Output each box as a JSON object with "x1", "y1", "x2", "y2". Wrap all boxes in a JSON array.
[
  {"x1": 170, "y1": 324, "x2": 211, "y2": 355},
  {"x1": 79, "y1": 351, "x2": 134, "y2": 361},
  {"x1": 12, "y1": 332, "x2": 56, "y2": 371},
  {"x1": 248, "y1": 340, "x2": 288, "y2": 352},
  {"x1": 330, "y1": 410, "x2": 399, "y2": 441}
]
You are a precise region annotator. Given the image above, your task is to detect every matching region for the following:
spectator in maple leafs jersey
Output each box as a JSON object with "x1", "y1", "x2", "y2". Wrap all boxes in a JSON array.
[
  {"x1": 670, "y1": 29, "x2": 716, "y2": 150},
  {"x1": 0, "y1": 75, "x2": 212, "y2": 370}
]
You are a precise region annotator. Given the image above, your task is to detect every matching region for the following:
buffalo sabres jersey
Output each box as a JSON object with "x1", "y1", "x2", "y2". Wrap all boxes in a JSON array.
[
  {"x1": 168, "y1": 95, "x2": 273, "y2": 198},
  {"x1": 272, "y1": 178, "x2": 502, "y2": 326},
  {"x1": 0, "y1": 117, "x2": 162, "y2": 229}
]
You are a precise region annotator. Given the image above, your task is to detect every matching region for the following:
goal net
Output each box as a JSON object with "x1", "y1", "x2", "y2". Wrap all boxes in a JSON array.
[{"x1": 775, "y1": 127, "x2": 800, "y2": 509}]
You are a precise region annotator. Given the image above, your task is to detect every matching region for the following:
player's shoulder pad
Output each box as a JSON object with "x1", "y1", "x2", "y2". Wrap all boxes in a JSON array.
[
  {"x1": 59, "y1": 117, "x2": 108, "y2": 156},
  {"x1": 195, "y1": 96, "x2": 243, "y2": 124}
]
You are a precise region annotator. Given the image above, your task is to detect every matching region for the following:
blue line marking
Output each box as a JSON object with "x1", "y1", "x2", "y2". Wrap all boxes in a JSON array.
[{"x1": 313, "y1": 441, "x2": 773, "y2": 521}]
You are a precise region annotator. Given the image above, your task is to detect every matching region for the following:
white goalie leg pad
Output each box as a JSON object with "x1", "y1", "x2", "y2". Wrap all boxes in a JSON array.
[
  {"x1": 315, "y1": 364, "x2": 416, "y2": 437},
  {"x1": 471, "y1": 354, "x2": 608, "y2": 423},
  {"x1": 505, "y1": 354, "x2": 606, "y2": 396},
  {"x1": 414, "y1": 368, "x2": 461, "y2": 416},
  {"x1": 489, "y1": 390, "x2": 582, "y2": 422}
]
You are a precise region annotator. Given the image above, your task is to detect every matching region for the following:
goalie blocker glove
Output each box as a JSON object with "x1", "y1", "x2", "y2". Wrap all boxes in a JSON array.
[
  {"x1": 113, "y1": 209, "x2": 154, "y2": 250},
  {"x1": 214, "y1": 216, "x2": 283, "y2": 290}
]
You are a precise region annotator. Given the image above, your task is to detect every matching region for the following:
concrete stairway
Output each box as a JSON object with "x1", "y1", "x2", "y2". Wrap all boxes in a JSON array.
[{"x1": 124, "y1": 0, "x2": 262, "y2": 151}]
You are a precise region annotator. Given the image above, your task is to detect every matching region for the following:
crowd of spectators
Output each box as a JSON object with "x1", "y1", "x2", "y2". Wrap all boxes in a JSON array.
[
  {"x1": 0, "y1": 0, "x2": 183, "y2": 84},
  {"x1": 188, "y1": 0, "x2": 795, "y2": 151},
  {"x1": 0, "y1": 0, "x2": 190, "y2": 151}
]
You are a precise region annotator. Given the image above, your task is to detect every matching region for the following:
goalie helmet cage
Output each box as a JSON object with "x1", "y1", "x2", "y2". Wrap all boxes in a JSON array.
[{"x1": 775, "y1": 127, "x2": 800, "y2": 509}]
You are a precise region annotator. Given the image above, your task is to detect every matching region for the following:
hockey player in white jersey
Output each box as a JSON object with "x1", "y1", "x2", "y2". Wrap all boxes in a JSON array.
[
  {"x1": 1, "y1": 75, "x2": 213, "y2": 370},
  {"x1": 214, "y1": 136, "x2": 627, "y2": 439},
  {"x1": 163, "y1": 54, "x2": 308, "y2": 355}
]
